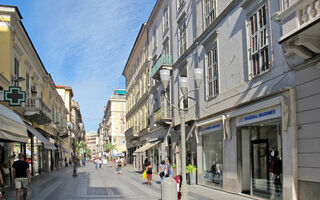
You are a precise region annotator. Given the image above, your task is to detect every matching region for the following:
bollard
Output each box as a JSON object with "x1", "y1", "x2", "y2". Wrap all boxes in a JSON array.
[{"x1": 162, "y1": 177, "x2": 177, "y2": 200}]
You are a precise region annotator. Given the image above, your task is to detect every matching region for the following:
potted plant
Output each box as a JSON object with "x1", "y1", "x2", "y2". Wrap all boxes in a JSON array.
[
  {"x1": 186, "y1": 164, "x2": 197, "y2": 185},
  {"x1": 172, "y1": 163, "x2": 177, "y2": 176}
]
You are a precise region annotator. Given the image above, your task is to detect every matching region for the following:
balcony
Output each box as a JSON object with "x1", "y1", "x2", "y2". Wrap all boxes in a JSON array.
[
  {"x1": 58, "y1": 127, "x2": 68, "y2": 138},
  {"x1": 151, "y1": 54, "x2": 173, "y2": 80},
  {"x1": 273, "y1": 0, "x2": 320, "y2": 60},
  {"x1": 125, "y1": 127, "x2": 138, "y2": 139},
  {"x1": 154, "y1": 106, "x2": 172, "y2": 126},
  {"x1": 24, "y1": 97, "x2": 52, "y2": 125}
]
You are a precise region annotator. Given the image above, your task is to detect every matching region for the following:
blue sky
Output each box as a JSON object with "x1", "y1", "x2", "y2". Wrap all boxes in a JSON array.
[{"x1": 0, "y1": 0, "x2": 156, "y2": 131}]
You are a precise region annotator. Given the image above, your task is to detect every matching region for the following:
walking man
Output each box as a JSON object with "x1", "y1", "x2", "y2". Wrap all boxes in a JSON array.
[{"x1": 12, "y1": 153, "x2": 31, "y2": 200}]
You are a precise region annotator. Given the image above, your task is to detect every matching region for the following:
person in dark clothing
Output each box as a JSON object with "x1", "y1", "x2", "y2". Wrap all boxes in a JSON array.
[
  {"x1": 146, "y1": 161, "x2": 152, "y2": 186},
  {"x1": 12, "y1": 153, "x2": 31, "y2": 200}
]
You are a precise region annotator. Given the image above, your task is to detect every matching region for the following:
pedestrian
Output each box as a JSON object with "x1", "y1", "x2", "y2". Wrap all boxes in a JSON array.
[
  {"x1": 94, "y1": 159, "x2": 98, "y2": 169},
  {"x1": 12, "y1": 153, "x2": 31, "y2": 200},
  {"x1": 99, "y1": 158, "x2": 102, "y2": 168},
  {"x1": 158, "y1": 160, "x2": 166, "y2": 183},
  {"x1": 82, "y1": 157, "x2": 86, "y2": 167},
  {"x1": 165, "y1": 159, "x2": 172, "y2": 177},
  {"x1": 146, "y1": 161, "x2": 152, "y2": 186},
  {"x1": 116, "y1": 159, "x2": 122, "y2": 174},
  {"x1": 65, "y1": 157, "x2": 68, "y2": 167}
]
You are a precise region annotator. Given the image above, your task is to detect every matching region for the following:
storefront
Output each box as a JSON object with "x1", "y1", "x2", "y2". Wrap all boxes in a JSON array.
[
  {"x1": 199, "y1": 122, "x2": 223, "y2": 188},
  {"x1": 237, "y1": 106, "x2": 283, "y2": 199},
  {"x1": 0, "y1": 104, "x2": 29, "y2": 186}
]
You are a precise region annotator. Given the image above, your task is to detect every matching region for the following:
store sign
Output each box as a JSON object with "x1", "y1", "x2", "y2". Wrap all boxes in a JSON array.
[
  {"x1": 236, "y1": 106, "x2": 281, "y2": 127},
  {"x1": 199, "y1": 123, "x2": 222, "y2": 135},
  {"x1": 3, "y1": 86, "x2": 26, "y2": 106}
]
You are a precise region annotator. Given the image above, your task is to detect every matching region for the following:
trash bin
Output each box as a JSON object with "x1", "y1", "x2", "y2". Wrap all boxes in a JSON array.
[
  {"x1": 174, "y1": 175, "x2": 182, "y2": 200},
  {"x1": 162, "y1": 177, "x2": 177, "y2": 200}
]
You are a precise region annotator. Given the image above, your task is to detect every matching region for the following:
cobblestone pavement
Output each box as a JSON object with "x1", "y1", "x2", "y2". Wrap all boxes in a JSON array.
[{"x1": 4, "y1": 163, "x2": 254, "y2": 200}]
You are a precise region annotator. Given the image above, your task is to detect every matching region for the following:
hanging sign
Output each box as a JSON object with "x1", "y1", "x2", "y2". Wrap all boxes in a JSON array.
[
  {"x1": 4, "y1": 86, "x2": 26, "y2": 106},
  {"x1": 236, "y1": 106, "x2": 281, "y2": 127}
]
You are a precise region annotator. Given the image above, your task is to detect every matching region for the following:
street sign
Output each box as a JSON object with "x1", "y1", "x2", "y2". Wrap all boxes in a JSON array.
[{"x1": 4, "y1": 86, "x2": 26, "y2": 106}]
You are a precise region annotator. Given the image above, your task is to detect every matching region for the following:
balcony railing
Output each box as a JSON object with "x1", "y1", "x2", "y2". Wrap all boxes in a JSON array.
[
  {"x1": 151, "y1": 54, "x2": 173, "y2": 79},
  {"x1": 24, "y1": 97, "x2": 52, "y2": 125},
  {"x1": 154, "y1": 106, "x2": 172, "y2": 125},
  {"x1": 125, "y1": 127, "x2": 139, "y2": 138}
]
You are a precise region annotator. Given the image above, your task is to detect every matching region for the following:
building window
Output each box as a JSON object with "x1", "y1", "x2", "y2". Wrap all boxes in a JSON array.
[
  {"x1": 178, "y1": 20, "x2": 187, "y2": 57},
  {"x1": 249, "y1": 5, "x2": 269, "y2": 77},
  {"x1": 14, "y1": 57, "x2": 19, "y2": 86},
  {"x1": 204, "y1": 0, "x2": 215, "y2": 27},
  {"x1": 206, "y1": 45, "x2": 219, "y2": 97},
  {"x1": 153, "y1": 28, "x2": 157, "y2": 51},
  {"x1": 163, "y1": 6, "x2": 169, "y2": 34},
  {"x1": 26, "y1": 72, "x2": 30, "y2": 97}
]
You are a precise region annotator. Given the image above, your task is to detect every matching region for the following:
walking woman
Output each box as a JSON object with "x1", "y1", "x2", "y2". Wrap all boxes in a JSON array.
[{"x1": 146, "y1": 161, "x2": 153, "y2": 186}]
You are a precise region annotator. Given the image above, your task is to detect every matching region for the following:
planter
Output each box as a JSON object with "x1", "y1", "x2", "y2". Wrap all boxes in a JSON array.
[{"x1": 189, "y1": 172, "x2": 196, "y2": 185}]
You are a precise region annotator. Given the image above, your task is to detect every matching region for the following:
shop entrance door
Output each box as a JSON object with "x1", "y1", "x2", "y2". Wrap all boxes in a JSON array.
[{"x1": 251, "y1": 139, "x2": 270, "y2": 199}]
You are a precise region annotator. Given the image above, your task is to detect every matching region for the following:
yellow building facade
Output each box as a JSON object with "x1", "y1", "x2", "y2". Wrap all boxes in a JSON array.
[{"x1": 0, "y1": 5, "x2": 70, "y2": 184}]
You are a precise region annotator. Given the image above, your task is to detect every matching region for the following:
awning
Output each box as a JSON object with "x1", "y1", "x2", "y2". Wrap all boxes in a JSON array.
[
  {"x1": 25, "y1": 123, "x2": 56, "y2": 150},
  {"x1": 0, "y1": 104, "x2": 28, "y2": 143},
  {"x1": 133, "y1": 140, "x2": 161, "y2": 156}
]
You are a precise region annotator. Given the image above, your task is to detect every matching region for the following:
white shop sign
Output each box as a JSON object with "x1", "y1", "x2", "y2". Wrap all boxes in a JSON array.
[
  {"x1": 199, "y1": 123, "x2": 222, "y2": 135},
  {"x1": 236, "y1": 106, "x2": 281, "y2": 127}
]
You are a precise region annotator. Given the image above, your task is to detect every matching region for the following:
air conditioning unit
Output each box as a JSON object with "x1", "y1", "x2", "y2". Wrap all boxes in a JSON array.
[{"x1": 31, "y1": 85, "x2": 37, "y2": 93}]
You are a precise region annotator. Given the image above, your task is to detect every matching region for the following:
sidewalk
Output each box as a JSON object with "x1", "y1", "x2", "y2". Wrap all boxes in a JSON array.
[{"x1": 123, "y1": 164, "x2": 254, "y2": 200}]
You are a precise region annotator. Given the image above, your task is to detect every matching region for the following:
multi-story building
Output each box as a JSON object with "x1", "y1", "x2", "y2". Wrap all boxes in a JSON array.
[
  {"x1": 0, "y1": 5, "x2": 71, "y2": 184},
  {"x1": 124, "y1": 0, "x2": 320, "y2": 199},
  {"x1": 102, "y1": 89, "x2": 127, "y2": 157},
  {"x1": 272, "y1": 1, "x2": 320, "y2": 199},
  {"x1": 86, "y1": 131, "x2": 98, "y2": 158},
  {"x1": 122, "y1": 23, "x2": 150, "y2": 170},
  {"x1": 56, "y1": 85, "x2": 75, "y2": 162}
]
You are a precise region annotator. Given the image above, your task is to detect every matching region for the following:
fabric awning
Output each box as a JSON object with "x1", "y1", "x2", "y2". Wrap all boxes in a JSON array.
[
  {"x1": 0, "y1": 104, "x2": 28, "y2": 143},
  {"x1": 133, "y1": 140, "x2": 161, "y2": 156},
  {"x1": 25, "y1": 123, "x2": 56, "y2": 150}
]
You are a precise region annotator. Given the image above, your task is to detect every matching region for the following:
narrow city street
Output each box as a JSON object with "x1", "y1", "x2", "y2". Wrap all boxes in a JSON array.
[{"x1": 4, "y1": 163, "x2": 253, "y2": 200}]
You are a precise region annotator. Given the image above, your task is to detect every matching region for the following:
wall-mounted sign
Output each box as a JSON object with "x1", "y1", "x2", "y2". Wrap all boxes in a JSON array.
[
  {"x1": 199, "y1": 123, "x2": 222, "y2": 135},
  {"x1": 4, "y1": 86, "x2": 26, "y2": 106},
  {"x1": 236, "y1": 106, "x2": 281, "y2": 127}
]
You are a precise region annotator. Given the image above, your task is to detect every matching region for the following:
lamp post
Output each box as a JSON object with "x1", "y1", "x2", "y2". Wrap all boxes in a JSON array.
[
  {"x1": 160, "y1": 68, "x2": 203, "y2": 200},
  {"x1": 68, "y1": 122, "x2": 84, "y2": 177}
]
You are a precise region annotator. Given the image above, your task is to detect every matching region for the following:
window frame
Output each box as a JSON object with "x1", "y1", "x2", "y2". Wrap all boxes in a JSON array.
[
  {"x1": 247, "y1": 4, "x2": 271, "y2": 79},
  {"x1": 178, "y1": 19, "x2": 187, "y2": 57},
  {"x1": 163, "y1": 5, "x2": 169, "y2": 35},
  {"x1": 204, "y1": 0, "x2": 216, "y2": 28},
  {"x1": 206, "y1": 43, "x2": 219, "y2": 99}
]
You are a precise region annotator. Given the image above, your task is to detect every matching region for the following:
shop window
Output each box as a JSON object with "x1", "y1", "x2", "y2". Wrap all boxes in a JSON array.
[{"x1": 202, "y1": 130, "x2": 223, "y2": 187}]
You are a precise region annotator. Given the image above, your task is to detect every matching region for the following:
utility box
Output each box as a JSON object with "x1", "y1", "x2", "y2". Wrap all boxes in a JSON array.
[{"x1": 162, "y1": 177, "x2": 177, "y2": 200}]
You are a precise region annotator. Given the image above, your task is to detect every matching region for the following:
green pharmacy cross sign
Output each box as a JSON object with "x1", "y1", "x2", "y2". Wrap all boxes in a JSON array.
[{"x1": 4, "y1": 86, "x2": 26, "y2": 106}]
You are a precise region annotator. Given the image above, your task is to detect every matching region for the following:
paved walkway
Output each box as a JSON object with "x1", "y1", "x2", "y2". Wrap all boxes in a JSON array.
[{"x1": 3, "y1": 163, "x2": 254, "y2": 200}]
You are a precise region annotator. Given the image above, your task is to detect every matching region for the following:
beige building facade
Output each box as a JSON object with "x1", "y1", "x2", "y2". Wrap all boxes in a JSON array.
[{"x1": 122, "y1": 23, "x2": 150, "y2": 170}]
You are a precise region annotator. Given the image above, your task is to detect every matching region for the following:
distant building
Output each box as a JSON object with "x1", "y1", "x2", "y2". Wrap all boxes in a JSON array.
[
  {"x1": 99, "y1": 89, "x2": 127, "y2": 158},
  {"x1": 86, "y1": 131, "x2": 98, "y2": 157}
]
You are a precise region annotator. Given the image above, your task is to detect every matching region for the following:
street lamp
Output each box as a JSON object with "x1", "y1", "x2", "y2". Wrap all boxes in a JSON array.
[
  {"x1": 160, "y1": 68, "x2": 203, "y2": 200},
  {"x1": 68, "y1": 122, "x2": 84, "y2": 177}
]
